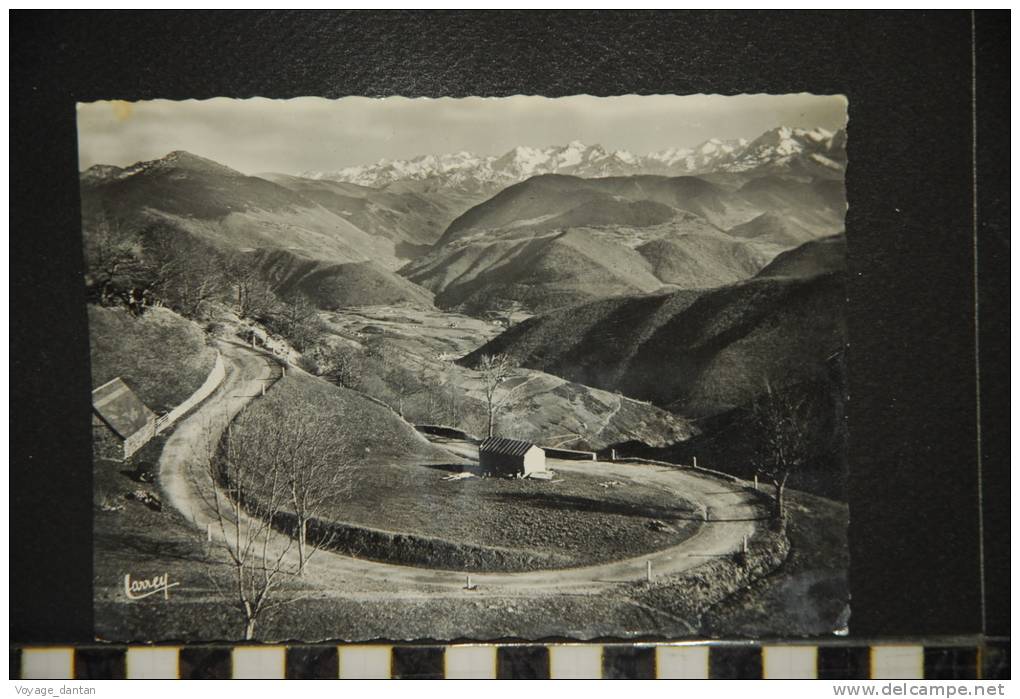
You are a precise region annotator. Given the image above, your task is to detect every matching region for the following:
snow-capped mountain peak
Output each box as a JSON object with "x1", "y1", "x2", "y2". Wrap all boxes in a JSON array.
[
  {"x1": 720, "y1": 126, "x2": 845, "y2": 173},
  {"x1": 299, "y1": 126, "x2": 845, "y2": 188}
]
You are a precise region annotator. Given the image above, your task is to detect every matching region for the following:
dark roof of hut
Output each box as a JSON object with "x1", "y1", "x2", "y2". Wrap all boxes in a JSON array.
[
  {"x1": 479, "y1": 437, "x2": 540, "y2": 457},
  {"x1": 92, "y1": 377, "x2": 154, "y2": 439}
]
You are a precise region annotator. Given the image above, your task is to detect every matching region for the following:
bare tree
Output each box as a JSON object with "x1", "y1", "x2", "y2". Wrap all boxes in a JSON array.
[
  {"x1": 268, "y1": 295, "x2": 322, "y2": 351},
  {"x1": 311, "y1": 342, "x2": 364, "y2": 390},
  {"x1": 197, "y1": 412, "x2": 298, "y2": 640},
  {"x1": 443, "y1": 379, "x2": 462, "y2": 427},
  {"x1": 83, "y1": 215, "x2": 143, "y2": 306},
  {"x1": 140, "y1": 230, "x2": 224, "y2": 319},
  {"x1": 223, "y1": 254, "x2": 278, "y2": 320},
  {"x1": 476, "y1": 353, "x2": 517, "y2": 438},
  {"x1": 750, "y1": 380, "x2": 811, "y2": 520},
  {"x1": 270, "y1": 401, "x2": 355, "y2": 575},
  {"x1": 173, "y1": 261, "x2": 223, "y2": 319},
  {"x1": 195, "y1": 396, "x2": 356, "y2": 638},
  {"x1": 385, "y1": 363, "x2": 421, "y2": 419},
  {"x1": 415, "y1": 367, "x2": 444, "y2": 424}
]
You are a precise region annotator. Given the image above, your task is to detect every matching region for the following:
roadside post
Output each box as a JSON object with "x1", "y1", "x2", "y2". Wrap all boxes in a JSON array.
[{"x1": 646, "y1": 560, "x2": 652, "y2": 582}]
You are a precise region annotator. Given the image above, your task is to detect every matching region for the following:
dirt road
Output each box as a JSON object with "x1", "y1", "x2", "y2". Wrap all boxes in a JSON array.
[
  {"x1": 158, "y1": 340, "x2": 277, "y2": 530},
  {"x1": 159, "y1": 341, "x2": 764, "y2": 597}
]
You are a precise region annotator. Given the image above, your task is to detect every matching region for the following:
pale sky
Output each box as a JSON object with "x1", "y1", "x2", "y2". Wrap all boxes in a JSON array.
[{"x1": 77, "y1": 94, "x2": 848, "y2": 175}]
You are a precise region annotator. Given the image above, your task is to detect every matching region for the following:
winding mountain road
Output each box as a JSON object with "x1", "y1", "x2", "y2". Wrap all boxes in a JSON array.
[{"x1": 158, "y1": 341, "x2": 765, "y2": 597}]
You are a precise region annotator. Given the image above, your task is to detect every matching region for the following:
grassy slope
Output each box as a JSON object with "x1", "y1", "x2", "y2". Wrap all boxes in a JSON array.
[
  {"x1": 333, "y1": 460, "x2": 702, "y2": 568},
  {"x1": 262, "y1": 173, "x2": 487, "y2": 248},
  {"x1": 727, "y1": 211, "x2": 818, "y2": 247},
  {"x1": 230, "y1": 370, "x2": 700, "y2": 569},
  {"x1": 237, "y1": 370, "x2": 451, "y2": 463},
  {"x1": 93, "y1": 436, "x2": 321, "y2": 643},
  {"x1": 405, "y1": 228, "x2": 664, "y2": 314},
  {"x1": 440, "y1": 174, "x2": 759, "y2": 244},
  {"x1": 254, "y1": 247, "x2": 435, "y2": 310},
  {"x1": 89, "y1": 305, "x2": 217, "y2": 413}
]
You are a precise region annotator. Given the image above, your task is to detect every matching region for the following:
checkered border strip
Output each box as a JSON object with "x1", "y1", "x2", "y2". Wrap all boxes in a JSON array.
[{"x1": 10, "y1": 642, "x2": 1008, "y2": 679}]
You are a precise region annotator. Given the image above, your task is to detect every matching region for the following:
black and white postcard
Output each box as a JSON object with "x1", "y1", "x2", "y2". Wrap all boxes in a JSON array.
[{"x1": 81, "y1": 94, "x2": 850, "y2": 642}]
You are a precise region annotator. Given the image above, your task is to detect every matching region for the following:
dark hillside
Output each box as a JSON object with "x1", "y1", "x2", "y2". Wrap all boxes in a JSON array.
[
  {"x1": 755, "y1": 232, "x2": 846, "y2": 279},
  {"x1": 465, "y1": 271, "x2": 846, "y2": 417},
  {"x1": 608, "y1": 362, "x2": 848, "y2": 501},
  {"x1": 463, "y1": 289, "x2": 704, "y2": 386},
  {"x1": 625, "y1": 273, "x2": 844, "y2": 415},
  {"x1": 637, "y1": 232, "x2": 771, "y2": 288}
]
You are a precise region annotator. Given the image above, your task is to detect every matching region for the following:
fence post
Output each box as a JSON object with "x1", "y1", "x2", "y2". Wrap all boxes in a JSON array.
[
  {"x1": 692, "y1": 455, "x2": 698, "y2": 468},
  {"x1": 646, "y1": 560, "x2": 652, "y2": 582},
  {"x1": 753, "y1": 474, "x2": 759, "y2": 491}
]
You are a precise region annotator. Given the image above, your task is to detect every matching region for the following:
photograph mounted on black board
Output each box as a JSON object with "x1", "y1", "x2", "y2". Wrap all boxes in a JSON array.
[{"x1": 80, "y1": 93, "x2": 851, "y2": 642}]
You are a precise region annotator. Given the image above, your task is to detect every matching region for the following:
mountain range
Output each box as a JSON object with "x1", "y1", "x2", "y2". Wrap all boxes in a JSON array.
[
  {"x1": 400, "y1": 172, "x2": 845, "y2": 315},
  {"x1": 80, "y1": 123, "x2": 845, "y2": 314},
  {"x1": 80, "y1": 132, "x2": 849, "y2": 488},
  {"x1": 302, "y1": 126, "x2": 845, "y2": 189},
  {"x1": 79, "y1": 151, "x2": 445, "y2": 308},
  {"x1": 461, "y1": 232, "x2": 847, "y2": 417}
]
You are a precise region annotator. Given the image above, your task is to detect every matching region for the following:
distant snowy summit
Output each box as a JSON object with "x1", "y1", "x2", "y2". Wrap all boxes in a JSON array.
[
  {"x1": 302, "y1": 126, "x2": 845, "y2": 188},
  {"x1": 79, "y1": 127, "x2": 846, "y2": 189}
]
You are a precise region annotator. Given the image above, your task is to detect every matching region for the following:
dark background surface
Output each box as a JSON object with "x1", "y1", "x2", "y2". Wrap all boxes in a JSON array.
[{"x1": 10, "y1": 10, "x2": 1009, "y2": 643}]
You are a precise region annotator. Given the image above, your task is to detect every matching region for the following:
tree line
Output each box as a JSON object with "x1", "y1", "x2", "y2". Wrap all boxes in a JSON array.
[{"x1": 83, "y1": 216, "x2": 323, "y2": 351}]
